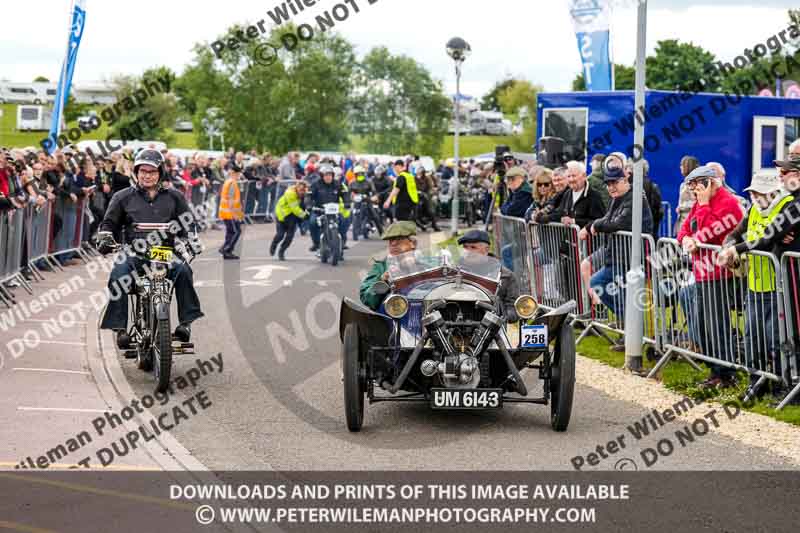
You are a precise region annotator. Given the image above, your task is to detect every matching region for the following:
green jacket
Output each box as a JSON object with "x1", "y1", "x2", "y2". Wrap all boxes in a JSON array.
[
  {"x1": 588, "y1": 170, "x2": 610, "y2": 209},
  {"x1": 360, "y1": 258, "x2": 387, "y2": 311}
]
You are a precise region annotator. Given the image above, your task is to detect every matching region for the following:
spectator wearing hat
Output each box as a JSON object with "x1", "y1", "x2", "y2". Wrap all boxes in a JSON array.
[
  {"x1": 623, "y1": 158, "x2": 663, "y2": 238},
  {"x1": 500, "y1": 166, "x2": 533, "y2": 218},
  {"x1": 360, "y1": 221, "x2": 417, "y2": 311},
  {"x1": 677, "y1": 164, "x2": 744, "y2": 389},
  {"x1": 458, "y1": 229, "x2": 520, "y2": 321},
  {"x1": 718, "y1": 171, "x2": 793, "y2": 399},
  {"x1": 219, "y1": 164, "x2": 245, "y2": 260},
  {"x1": 578, "y1": 158, "x2": 652, "y2": 342}
]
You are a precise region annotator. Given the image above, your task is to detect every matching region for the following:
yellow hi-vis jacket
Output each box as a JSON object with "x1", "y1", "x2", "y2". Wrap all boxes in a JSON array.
[
  {"x1": 392, "y1": 171, "x2": 418, "y2": 204},
  {"x1": 745, "y1": 194, "x2": 793, "y2": 292},
  {"x1": 276, "y1": 186, "x2": 308, "y2": 222},
  {"x1": 219, "y1": 178, "x2": 244, "y2": 221}
]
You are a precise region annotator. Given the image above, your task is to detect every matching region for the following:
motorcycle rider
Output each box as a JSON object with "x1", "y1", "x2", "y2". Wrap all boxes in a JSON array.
[
  {"x1": 308, "y1": 164, "x2": 351, "y2": 253},
  {"x1": 372, "y1": 164, "x2": 394, "y2": 224},
  {"x1": 97, "y1": 149, "x2": 203, "y2": 347},
  {"x1": 457, "y1": 229, "x2": 520, "y2": 321},
  {"x1": 383, "y1": 159, "x2": 418, "y2": 222},
  {"x1": 349, "y1": 165, "x2": 382, "y2": 240},
  {"x1": 414, "y1": 164, "x2": 441, "y2": 231},
  {"x1": 270, "y1": 180, "x2": 309, "y2": 260}
]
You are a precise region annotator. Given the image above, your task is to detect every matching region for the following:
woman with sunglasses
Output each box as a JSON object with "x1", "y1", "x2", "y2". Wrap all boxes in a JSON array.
[{"x1": 524, "y1": 168, "x2": 555, "y2": 221}]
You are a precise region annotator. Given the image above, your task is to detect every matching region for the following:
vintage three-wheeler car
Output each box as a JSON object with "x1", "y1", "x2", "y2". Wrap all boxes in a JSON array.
[{"x1": 339, "y1": 250, "x2": 576, "y2": 432}]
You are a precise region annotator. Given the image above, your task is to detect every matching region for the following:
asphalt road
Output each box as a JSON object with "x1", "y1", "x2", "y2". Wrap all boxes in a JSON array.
[{"x1": 113, "y1": 223, "x2": 795, "y2": 471}]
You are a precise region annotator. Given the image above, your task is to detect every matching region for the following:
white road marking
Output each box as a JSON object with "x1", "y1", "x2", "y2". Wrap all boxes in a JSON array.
[
  {"x1": 17, "y1": 406, "x2": 108, "y2": 413},
  {"x1": 30, "y1": 341, "x2": 87, "y2": 347},
  {"x1": 15, "y1": 318, "x2": 88, "y2": 325},
  {"x1": 245, "y1": 265, "x2": 290, "y2": 280},
  {"x1": 13, "y1": 368, "x2": 90, "y2": 375}
]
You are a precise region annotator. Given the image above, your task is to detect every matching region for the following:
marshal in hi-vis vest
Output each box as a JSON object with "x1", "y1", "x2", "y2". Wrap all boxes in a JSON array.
[
  {"x1": 392, "y1": 172, "x2": 418, "y2": 204},
  {"x1": 745, "y1": 195, "x2": 793, "y2": 292}
]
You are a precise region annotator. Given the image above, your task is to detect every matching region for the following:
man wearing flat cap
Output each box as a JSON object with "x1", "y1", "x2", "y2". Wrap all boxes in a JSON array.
[
  {"x1": 360, "y1": 221, "x2": 418, "y2": 310},
  {"x1": 500, "y1": 166, "x2": 533, "y2": 218},
  {"x1": 458, "y1": 229, "x2": 520, "y2": 321}
]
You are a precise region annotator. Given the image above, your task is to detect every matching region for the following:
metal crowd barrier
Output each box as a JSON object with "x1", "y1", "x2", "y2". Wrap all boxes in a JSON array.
[
  {"x1": 24, "y1": 203, "x2": 57, "y2": 280},
  {"x1": 648, "y1": 241, "x2": 788, "y2": 402},
  {"x1": 577, "y1": 230, "x2": 660, "y2": 350},
  {"x1": 527, "y1": 222, "x2": 586, "y2": 314},
  {"x1": 50, "y1": 197, "x2": 90, "y2": 263},
  {"x1": 659, "y1": 201, "x2": 673, "y2": 238},
  {"x1": 240, "y1": 179, "x2": 272, "y2": 224},
  {"x1": 778, "y1": 252, "x2": 800, "y2": 408}
]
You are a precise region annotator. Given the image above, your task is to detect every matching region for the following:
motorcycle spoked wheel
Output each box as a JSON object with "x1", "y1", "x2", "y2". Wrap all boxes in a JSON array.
[
  {"x1": 136, "y1": 327, "x2": 153, "y2": 371},
  {"x1": 152, "y1": 316, "x2": 173, "y2": 393},
  {"x1": 320, "y1": 238, "x2": 330, "y2": 264},
  {"x1": 550, "y1": 321, "x2": 576, "y2": 432},
  {"x1": 342, "y1": 323, "x2": 365, "y2": 432},
  {"x1": 330, "y1": 231, "x2": 341, "y2": 267}
]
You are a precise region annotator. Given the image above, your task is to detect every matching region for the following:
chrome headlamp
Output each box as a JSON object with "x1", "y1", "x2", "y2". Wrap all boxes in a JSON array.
[
  {"x1": 151, "y1": 265, "x2": 169, "y2": 280},
  {"x1": 514, "y1": 295, "x2": 538, "y2": 319},
  {"x1": 384, "y1": 294, "x2": 409, "y2": 319}
]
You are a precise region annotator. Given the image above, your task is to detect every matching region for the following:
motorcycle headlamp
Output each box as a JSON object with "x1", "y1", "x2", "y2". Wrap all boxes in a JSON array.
[
  {"x1": 514, "y1": 295, "x2": 538, "y2": 319},
  {"x1": 384, "y1": 294, "x2": 409, "y2": 319},
  {"x1": 151, "y1": 265, "x2": 169, "y2": 280}
]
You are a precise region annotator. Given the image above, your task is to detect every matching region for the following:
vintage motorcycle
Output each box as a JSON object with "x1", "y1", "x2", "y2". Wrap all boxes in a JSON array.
[
  {"x1": 351, "y1": 193, "x2": 383, "y2": 240},
  {"x1": 101, "y1": 223, "x2": 199, "y2": 392},
  {"x1": 313, "y1": 203, "x2": 343, "y2": 266},
  {"x1": 339, "y1": 250, "x2": 576, "y2": 432}
]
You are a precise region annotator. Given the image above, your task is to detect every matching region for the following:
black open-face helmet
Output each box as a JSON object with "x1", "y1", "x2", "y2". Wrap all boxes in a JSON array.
[{"x1": 133, "y1": 149, "x2": 165, "y2": 180}]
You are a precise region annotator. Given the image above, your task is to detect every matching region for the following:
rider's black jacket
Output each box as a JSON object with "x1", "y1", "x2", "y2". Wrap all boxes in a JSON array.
[
  {"x1": 372, "y1": 175, "x2": 393, "y2": 198},
  {"x1": 100, "y1": 185, "x2": 193, "y2": 243},
  {"x1": 349, "y1": 179, "x2": 375, "y2": 196},
  {"x1": 307, "y1": 179, "x2": 350, "y2": 209}
]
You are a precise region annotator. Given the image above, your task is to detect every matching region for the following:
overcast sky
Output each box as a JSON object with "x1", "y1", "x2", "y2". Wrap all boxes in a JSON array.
[{"x1": 1, "y1": 0, "x2": 796, "y2": 99}]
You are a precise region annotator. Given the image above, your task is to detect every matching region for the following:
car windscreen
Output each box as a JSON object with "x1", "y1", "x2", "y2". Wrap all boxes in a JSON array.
[{"x1": 386, "y1": 251, "x2": 443, "y2": 281}]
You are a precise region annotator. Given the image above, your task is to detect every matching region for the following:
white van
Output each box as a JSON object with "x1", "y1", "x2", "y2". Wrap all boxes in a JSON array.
[{"x1": 0, "y1": 83, "x2": 41, "y2": 104}]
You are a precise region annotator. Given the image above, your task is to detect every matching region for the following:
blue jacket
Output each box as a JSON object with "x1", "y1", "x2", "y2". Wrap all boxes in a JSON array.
[{"x1": 500, "y1": 181, "x2": 533, "y2": 218}]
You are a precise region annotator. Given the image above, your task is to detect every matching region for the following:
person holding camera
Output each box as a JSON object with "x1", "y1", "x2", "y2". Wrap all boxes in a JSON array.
[
  {"x1": 678, "y1": 165, "x2": 744, "y2": 389},
  {"x1": 491, "y1": 152, "x2": 516, "y2": 213}
]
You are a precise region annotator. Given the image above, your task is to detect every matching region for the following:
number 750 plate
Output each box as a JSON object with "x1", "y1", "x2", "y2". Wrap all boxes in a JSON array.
[{"x1": 521, "y1": 324, "x2": 548, "y2": 349}]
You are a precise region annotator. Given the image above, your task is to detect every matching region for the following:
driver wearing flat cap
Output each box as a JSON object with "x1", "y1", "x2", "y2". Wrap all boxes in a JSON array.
[
  {"x1": 457, "y1": 229, "x2": 520, "y2": 321},
  {"x1": 359, "y1": 221, "x2": 418, "y2": 310}
]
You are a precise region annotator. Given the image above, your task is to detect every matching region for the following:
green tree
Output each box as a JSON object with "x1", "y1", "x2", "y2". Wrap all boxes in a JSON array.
[
  {"x1": 33, "y1": 76, "x2": 49, "y2": 82},
  {"x1": 572, "y1": 63, "x2": 635, "y2": 90},
  {"x1": 106, "y1": 67, "x2": 178, "y2": 145},
  {"x1": 481, "y1": 78, "x2": 516, "y2": 110},
  {"x1": 645, "y1": 40, "x2": 719, "y2": 91},
  {"x1": 63, "y1": 94, "x2": 90, "y2": 123},
  {"x1": 176, "y1": 23, "x2": 356, "y2": 152},
  {"x1": 352, "y1": 46, "x2": 450, "y2": 159},
  {"x1": 497, "y1": 79, "x2": 543, "y2": 153}
]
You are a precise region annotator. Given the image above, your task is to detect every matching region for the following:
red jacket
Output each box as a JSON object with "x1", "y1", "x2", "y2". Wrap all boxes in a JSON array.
[{"x1": 677, "y1": 187, "x2": 744, "y2": 282}]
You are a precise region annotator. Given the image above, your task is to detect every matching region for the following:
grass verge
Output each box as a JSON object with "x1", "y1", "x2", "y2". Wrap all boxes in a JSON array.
[{"x1": 577, "y1": 333, "x2": 800, "y2": 427}]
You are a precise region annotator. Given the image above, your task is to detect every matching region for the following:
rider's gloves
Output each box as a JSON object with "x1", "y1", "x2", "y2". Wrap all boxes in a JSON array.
[
  {"x1": 96, "y1": 231, "x2": 116, "y2": 255},
  {"x1": 187, "y1": 235, "x2": 204, "y2": 255}
]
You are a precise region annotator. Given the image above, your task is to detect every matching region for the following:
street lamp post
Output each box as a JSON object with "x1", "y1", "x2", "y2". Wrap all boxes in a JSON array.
[
  {"x1": 446, "y1": 37, "x2": 471, "y2": 237},
  {"x1": 624, "y1": 0, "x2": 648, "y2": 372}
]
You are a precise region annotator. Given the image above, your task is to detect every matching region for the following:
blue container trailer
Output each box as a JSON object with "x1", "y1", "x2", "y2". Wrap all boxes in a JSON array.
[{"x1": 535, "y1": 90, "x2": 800, "y2": 210}]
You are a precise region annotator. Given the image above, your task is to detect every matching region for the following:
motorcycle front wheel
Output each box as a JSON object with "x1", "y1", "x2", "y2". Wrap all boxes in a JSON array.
[{"x1": 153, "y1": 316, "x2": 173, "y2": 393}]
